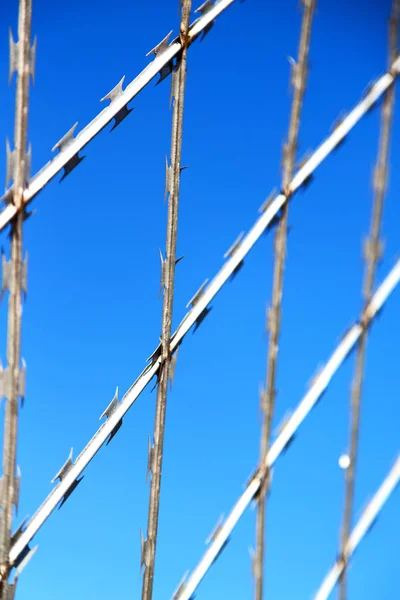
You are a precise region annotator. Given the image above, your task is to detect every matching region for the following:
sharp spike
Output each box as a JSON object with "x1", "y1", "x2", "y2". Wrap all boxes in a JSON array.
[
  {"x1": 193, "y1": 306, "x2": 212, "y2": 333},
  {"x1": 1, "y1": 251, "x2": 11, "y2": 297},
  {"x1": 205, "y1": 514, "x2": 224, "y2": 545},
  {"x1": 186, "y1": 279, "x2": 208, "y2": 309},
  {"x1": 105, "y1": 418, "x2": 123, "y2": 446},
  {"x1": 110, "y1": 105, "x2": 133, "y2": 131},
  {"x1": 52, "y1": 124, "x2": 84, "y2": 181},
  {"x1": 58, "y1": 476, "x2": 83, "y2": 509},
  {"x1": 6, "y1": 139, "x2": 16, "y2": 190},
  {"x1": 140, "y1": 529, "x2": 151, "y2": 575},
  {"x1": 164, "y1": 156, "x2": 173, "y2": 202},
  {"x1": 159, "y1": 248, "x2": 167, "y2": 297},
  {"x1": 146, "y1": 31, "x2": 173, "y2": 58},
  {"x1": 51, "y1": 448, "x2": 74, "y2": 484},
  {"x1": 52, "y1": 123, "x2": 79, "y2": 154},
  {"x1": 8, "y1": 29, "x2": 18, "y2": 84},
  {"x1": 0, "y1": 363, "x2": 10, "y2": 399},
  {"x1": 13, "y1": 466, "x2": 21, "y2": 513},
  {"x1": 169, "y1": 68, "x2": 179, "y2": 109},
  {"x1": 258, "y1": 188, "x2": 278, "y2": 214},
  {"x1": 171, "y1": 571, "x2": 189, "y2": 600},
  {"x1": 59, "y1": 154, "x2": 85, "y2": 182},
  {"x1": 156, "y1": 62, "x2": 174, "y2": 86},
  {"x1": 13, "y1": 542, "x2": 37, "y2": 573},
  {"x1": 21, "y1": 253, "x2": 28, "y2": 299},
  {"x1": 223, "y1": 232, "x2": 244, "y2": 260},
  {"x1": 30, "y1": 37, "x2": 37, "y2": 84},
  {"x1": 210, "y1": 536, "x2": 230, "y2": 566},
  {"x1": 194, "y1": 0, "x2": 215, "y2": 41},
  {"x1": 100, "y1": 77, "x2": 133, "y2": 131},
  {"x1": 100, "y1": 76, "x2": 126, "y2": 103},
  {"x1": 168, "y1": 348, "x2": 179, "y2": 389},
  {"x1": 145, "y1": 343, "x2": 161, "y2": 366},
  {"x1": 146, "y1": 435, "x2": 154, "y2": 484},
  {"x1": 11, "y1": 516, "x2": 29, "y2": 545},
  {"x1": 99, "y1": 387, "x2": 119, "y2": 420},
  {"x1": 15, "y1": 545, "x2": 38, "y2": 576}
]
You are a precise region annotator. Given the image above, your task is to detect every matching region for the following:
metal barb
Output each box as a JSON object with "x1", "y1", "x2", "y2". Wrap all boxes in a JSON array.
[
  {"x1": 100, "y1": 77, "x2": 133, "y2": 131},
  {"x1": 12, "y1": 541, "x2": 37, "y2": 574},
  {"x1": 52, "y1": 123, "x2": 79, "y2": 154},
  {"x1": 147, "y1": 32, "x2": 174, "y2": 86},
  {"x1": 258, "y1": 188, "x2": 278, "y2": 214},
  {"x1": 9, "y1": 28, "x2": 36, "y2": 84},
  {"x1": 146, "y1": 31, "x2": 173, "y2": 58},
  {"x1": 5, "y1": 141, "x2": 30, "y2": 191},
  {"x1": 254, "y1": 3, "x2": 316, "y2": 600},
  {"x1": 99, "y1": 387, "x2": 123, "y2": 445},
  {"x1": 193, "y1": 306, "x2": 212, "y2": 333},
  {"x1": 146, "y1": 436, "x2": 155, "y2": 484},
  {"x1": 171, "y1": 571, "x2": 189, "y2": 600},
  {"x1": 58, "y1": 477, "x2": 83, "y2": 509},
  {"x1": 205, "y1": 514, "x2": 224, "y2": 545},
  {"x1": 99, "y1": 387, "x2": 119, "y2": 420},
  {"x1": 194, "y1": 0, "x2": 215, "y2": 41},
  {"x1": 164, "y1": 156, "x2": 173, "y2": 202},
  {"x1": 186, "y1": 279, "x2": 209, "y2": 309},
  {"x1": 52, "y1": 123, "x2": 85, "y2": 181},
  {"x1": 51, "y1": 448, "x2": 74, "y2": 484},
  {"x1": 168, "y1": 349, "x2": 179, "y2": 389}
]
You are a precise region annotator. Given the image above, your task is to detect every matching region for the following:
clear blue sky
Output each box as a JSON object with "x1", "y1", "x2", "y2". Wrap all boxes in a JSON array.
[{"x1": 0, "y1": 0, "x2": 399, "y2": 598}]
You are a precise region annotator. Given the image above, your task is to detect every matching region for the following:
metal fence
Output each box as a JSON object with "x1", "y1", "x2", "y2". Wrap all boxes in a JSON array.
[{"x1": 0, "y1": 0, "x2": 399, "y2": 599}]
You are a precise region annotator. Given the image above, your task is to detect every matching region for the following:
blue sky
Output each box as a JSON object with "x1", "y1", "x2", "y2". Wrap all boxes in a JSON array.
[{"x1": 0, "y1": 0, "x2": 399, "y2": 598}]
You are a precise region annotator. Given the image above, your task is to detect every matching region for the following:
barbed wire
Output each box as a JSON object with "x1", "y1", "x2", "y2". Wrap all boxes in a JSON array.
[
  {"x1": 0, "y1": 2, "x2": 398, "y2": 597},
  {"x1": 3, "y1": 48, "x2": 399, "y2": 579},
  {"x1": 338, "y1": 3, "x2": 399, "y2": 599},
  {"x1": 0, "y1": 1, "x2": 35, "y2": 597},
  {"x1": 169, "y1": 257, "x2": 400, "y2": 600},
  {"x1": 316, "y1": 456, "x2": 400, "y2": 600},
  {"x1": 254, "y1": 1, "x2": 315, "y2": 597},
  {"x1": 141, "y1": 2, "x2": 192, "y2": 599}
]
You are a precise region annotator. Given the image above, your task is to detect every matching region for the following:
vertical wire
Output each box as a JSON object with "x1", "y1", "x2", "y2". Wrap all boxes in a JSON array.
[
  {"x1": 254, "y1": 2, "x2": 316, "y2": 598},
  {"x1": 141, "y1": 2, "x2": 192, "y2": 599},
  {"x1": 338, "y1": 3, "x2": 399, "y2": 599},
  {"x1": 0, "y1": 0, "x2": 33, "y2": 594}
]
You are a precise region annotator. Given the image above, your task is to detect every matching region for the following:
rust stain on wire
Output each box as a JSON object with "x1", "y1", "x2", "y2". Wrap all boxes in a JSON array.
[
  {"x1": 141, "y1": 2, "x2": 192, "y2": 600},
  {"x1": 338, "y1": 3, "x2": 399, "y2": 599},
  {"x1": 0, "y1": 0, "x2": 34, "y2": 596},
  {"x1": 254, "y1": 2, "x2": 316, "y2": 599}
]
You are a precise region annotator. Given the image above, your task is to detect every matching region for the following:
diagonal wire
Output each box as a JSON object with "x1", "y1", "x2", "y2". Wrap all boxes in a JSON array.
[
  {"x1": 3, "y1": 56, "x2": 400, "y2": 577},
  {"x1": 254, "y1": 1, "x2": 315, "y2": 597},
  {"x1": 316, "y1": 456, "x2": 400, "y2": 600},
  {"x1": 0, "y1": 0, "x2": 236, "y2": 233},
  {"x1": 141, "y1": 2, "x2": 192, "y2": 599},
  {"x1": 169, "y1": 258, "x2": 400, "y2": 600},
  {"x1": 0, "y1": 0, "x2": 34, "y2": 596},
  {"x1": 338, "y1": 4, "x2": 399, "y2": 599}
]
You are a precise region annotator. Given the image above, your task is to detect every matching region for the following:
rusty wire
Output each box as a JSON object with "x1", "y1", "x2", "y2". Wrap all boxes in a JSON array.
[
  {"x1": 254, "y1": 1, "x2": 315, "y2": 598},
  {"x1": 0, "y1": 0, "x2": 34, "y2": 596},
  {"x1": 140, "y1": 2, "x2": 192, "y2": 599},
  {"x1": 338, "y1": 3, "x2": 399, "y2": 599}
]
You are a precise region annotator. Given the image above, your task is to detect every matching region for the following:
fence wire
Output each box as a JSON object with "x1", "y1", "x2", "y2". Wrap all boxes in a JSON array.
[{"x1": 0, "y1": 1, "x2": 399, "y2": 599}]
